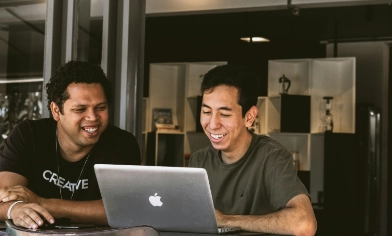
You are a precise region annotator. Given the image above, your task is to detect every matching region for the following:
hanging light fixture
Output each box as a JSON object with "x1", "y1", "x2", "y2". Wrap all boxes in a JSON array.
[{"x1": 240, "y1": 37, "x2": 270, "y2": 43}]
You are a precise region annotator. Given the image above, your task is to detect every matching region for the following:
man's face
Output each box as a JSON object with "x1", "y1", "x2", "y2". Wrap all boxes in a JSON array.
[
  {"x1": 52, "y1": 83, "x2": 109, "y2": 150},
  {"x1": 200, "y1": 85, "x2": 250, "y2": 154}
]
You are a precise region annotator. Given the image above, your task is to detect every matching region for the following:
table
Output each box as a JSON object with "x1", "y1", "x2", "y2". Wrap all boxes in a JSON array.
[
  {"x1": 1, "y1": 221, "x2": 281, "y2": 236},
  {"x1": 1, "y1": 221, "x2": 159, "y2": 236}
]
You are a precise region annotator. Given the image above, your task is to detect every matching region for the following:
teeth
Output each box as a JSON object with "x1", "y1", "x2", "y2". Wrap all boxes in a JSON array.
[
  {"x1": 84, "y1": 127, "x2": 98, "y2": 133},
  {"x1": 211, "y1": 133, "x2": 225, "y2": 139}
]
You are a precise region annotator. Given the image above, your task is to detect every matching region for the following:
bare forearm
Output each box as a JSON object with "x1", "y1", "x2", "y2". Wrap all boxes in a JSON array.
[
  {"x1": 219, "y1": 207, "x2": 316, "y2": 236},
  {"x1": 216, "y1": 195, "x2": 317, "y2": 236},
  {"x1": 41, "y1": 199, "x2": 108, "y2": 225}
]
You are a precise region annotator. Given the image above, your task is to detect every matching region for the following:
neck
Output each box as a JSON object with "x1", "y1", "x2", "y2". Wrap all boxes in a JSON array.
[
  {"x1": 221, "y1": 131, "x2": 252, "y2": 164},
  {"x1": 58, "y1": 144, "x2": 92, "y2": 162},
  {"x1": 56, "y1": 132, "x2": 93, "y2": 162}
]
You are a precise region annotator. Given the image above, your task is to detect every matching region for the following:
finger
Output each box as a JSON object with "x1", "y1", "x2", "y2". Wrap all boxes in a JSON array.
[
  {"x1": 12, "y1": 207, "x2": 42, "y2": 229},
  {"x1": 2, "y1": 194, "x2": 21, "y2": 202},
  {"x1": 28, "y1": 204, "x2": 55, "y2": 225},
  {"x1": 13, "y1": 204, "x2": 53, "y2": 229},
  {"x1": 1, "y1": 186, "x2": 32, "y2": 202},
  {"x1": 1, "y1": 190, "x2": 27, "y2": 202},
  {"x1": 1, "y1": 188, "x2": 17, "y2": 202},
  {"x1": 13, "y1": 216, "x2": 35, "y2": 229}
]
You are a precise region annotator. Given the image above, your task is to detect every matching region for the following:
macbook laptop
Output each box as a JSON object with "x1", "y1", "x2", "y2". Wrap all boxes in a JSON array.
[{"x1": 94, "y1": 164, "x2": 240, "y2": 234}]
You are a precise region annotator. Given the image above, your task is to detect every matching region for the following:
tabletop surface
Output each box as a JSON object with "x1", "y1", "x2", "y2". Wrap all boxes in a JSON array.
[{"x1": 1, "y1": 221, "x2": 283, "y2": 236}]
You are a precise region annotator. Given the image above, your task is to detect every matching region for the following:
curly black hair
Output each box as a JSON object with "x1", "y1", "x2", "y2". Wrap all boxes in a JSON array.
[{"x1": 45, "y1": 61, "x2": 112, "y2": 113}]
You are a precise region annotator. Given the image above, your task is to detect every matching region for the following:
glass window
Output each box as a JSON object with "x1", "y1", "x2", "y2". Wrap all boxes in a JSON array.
[
  {"x1": 77, "y1": 0, "x2": 103, "y2": 64},
  {"x1": 0, "y1": 0, "x2": 46, "y2": 150}
]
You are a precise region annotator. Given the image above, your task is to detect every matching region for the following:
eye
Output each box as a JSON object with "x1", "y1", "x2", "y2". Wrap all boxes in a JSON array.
[
  {"x1": 96, "y1": 106, "x2": 107, "y2": 111},
  {"x1": 220, "y1": 113, "x2": 230, "y2": 117},
  {"x1": 74, "y1": 108, "x2": 85, "y2": 113},
  {"x1": 201, "y1": 110, "x2": 211, "y2": 115}
]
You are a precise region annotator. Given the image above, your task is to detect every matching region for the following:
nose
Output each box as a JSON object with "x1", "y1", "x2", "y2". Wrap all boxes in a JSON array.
[
  {"x1": 208, "y1": 113, "x2": 221, "y2": 130},
  {"x1": 85, "y1": 109, "x2": 99, "y2": 121}
]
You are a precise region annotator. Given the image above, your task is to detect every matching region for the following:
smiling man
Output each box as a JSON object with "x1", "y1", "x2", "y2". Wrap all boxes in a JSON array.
[
  {"x1": 188, "y1": 64, "x2": 317, "y2": 236},
  {"x1": 0, "y1": 61, "x2": 141, "y2": 229}
]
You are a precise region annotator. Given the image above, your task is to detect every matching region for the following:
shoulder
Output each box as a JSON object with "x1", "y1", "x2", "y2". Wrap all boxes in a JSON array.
[
  {"x1": 191, "y1": 145, "x2": 216, "y2": 157},
  {"x1": 189, "y1": 145, "x2": 216, "y2": 166},
  {"x1": 14, "y1": 118, "x2": 55, "y2": 130},
  {"x1": 101, "y1": 124, "x2": 137, "y2": 142},
  {"x1": 245, "y1": 134, "x2": 293, "y2": 170},
  {"x1": 252, "y1": 134, "x2": 290, "y2": 155},
  {"x1": 92, "y1": 124, "x2": 140, "y2": 164},
  {"x1": 9, "y1": 118, "x2": 56, "y2": 139}
]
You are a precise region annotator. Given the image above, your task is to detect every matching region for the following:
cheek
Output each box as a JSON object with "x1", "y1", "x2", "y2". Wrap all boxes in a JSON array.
[
  {"x1": 99, "y1": 111, "x2": 109, "y2": 120},
  {"x1": 225, "y1": 119, "x2": 241, "y2": 130},
  {"x1": 200, "y1": 116, "x2": 208, "y2": 126}
]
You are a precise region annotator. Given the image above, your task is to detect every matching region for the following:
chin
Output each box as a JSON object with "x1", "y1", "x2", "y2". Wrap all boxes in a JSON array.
[{"x1": 211, "y1": 142, "x2": 227, "y2": 151}]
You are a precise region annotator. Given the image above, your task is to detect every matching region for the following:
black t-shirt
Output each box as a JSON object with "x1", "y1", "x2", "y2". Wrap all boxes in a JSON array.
[{"x1": 0, "y1": 118, "x2": 141, "y2": 200}]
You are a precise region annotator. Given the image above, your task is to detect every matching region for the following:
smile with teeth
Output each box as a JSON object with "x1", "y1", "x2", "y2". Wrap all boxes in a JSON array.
[
  {"x1": 83, "y1": 127, "x2": 98, "y2": 134},
  {"x1": 211, "y1": 133, "x2": 226, "y2": 140}
]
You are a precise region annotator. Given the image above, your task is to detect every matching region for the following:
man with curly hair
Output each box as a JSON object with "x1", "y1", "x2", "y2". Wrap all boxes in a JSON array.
[{"x1": 0, "y1": 61, "x2": 141, "y2": 229}]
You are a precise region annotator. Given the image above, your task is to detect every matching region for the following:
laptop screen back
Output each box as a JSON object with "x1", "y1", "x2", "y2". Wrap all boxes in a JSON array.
[{"x1": 94, "y1": 164, "x2": 219, "y2": 233}]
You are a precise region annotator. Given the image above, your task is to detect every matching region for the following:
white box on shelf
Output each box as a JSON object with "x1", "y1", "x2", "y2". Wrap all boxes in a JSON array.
[
  {"x1": 310, "y1": 58, "x2": 356, "y2": 133},
  {"x1": 266, "y1": 96, "x2": 281, "y2": 133},
  {"x1": 256, "y1": 97, "x2": 268, "y2": 135},
  {"x1": 268, "y1": 59, "x2": 311, "y2": 97}
]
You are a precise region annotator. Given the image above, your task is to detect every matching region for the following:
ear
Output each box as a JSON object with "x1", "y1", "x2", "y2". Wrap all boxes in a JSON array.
[
  {"x1": 245, "y1": 106, "x2": 258, "y2": 128},
  {"x1": 50, "y1": 102, "x2": 61, "y2": 121}
]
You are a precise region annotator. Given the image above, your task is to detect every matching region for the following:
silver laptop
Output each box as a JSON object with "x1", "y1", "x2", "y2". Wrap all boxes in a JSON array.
[{"x1": 94, "y1": 164, "x2": 239, "y2": 234}]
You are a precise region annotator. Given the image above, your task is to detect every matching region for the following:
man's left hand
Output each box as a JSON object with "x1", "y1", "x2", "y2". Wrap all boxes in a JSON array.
[{"x1": 0, "y1": 185, "x2": 43, "y2": 204}]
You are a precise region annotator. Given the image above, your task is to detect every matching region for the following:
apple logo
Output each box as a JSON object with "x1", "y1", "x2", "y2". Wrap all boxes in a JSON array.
[{"x1": 149, "y1": 193, "x2": 163, "y2": 207}]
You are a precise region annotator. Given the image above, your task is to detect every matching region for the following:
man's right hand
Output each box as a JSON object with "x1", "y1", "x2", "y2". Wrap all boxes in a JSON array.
[{"x1": 9, "y1": 201, "x2": 55, "y2": 229}]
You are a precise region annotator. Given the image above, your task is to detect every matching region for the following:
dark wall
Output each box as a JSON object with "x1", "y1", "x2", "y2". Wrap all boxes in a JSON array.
[{"x1": 144, "y1": 4, "x2": 392, "y2": 97}]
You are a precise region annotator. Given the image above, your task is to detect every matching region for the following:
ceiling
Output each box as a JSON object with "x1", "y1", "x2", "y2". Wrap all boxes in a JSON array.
[{"x1": 145, "y1": 4, "x2": 392, "y2": 45}]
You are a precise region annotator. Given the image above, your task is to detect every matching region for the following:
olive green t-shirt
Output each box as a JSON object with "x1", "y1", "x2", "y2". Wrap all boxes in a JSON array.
[{"x1": 188, "y1": 132, "x2": 309, "y2": 215}]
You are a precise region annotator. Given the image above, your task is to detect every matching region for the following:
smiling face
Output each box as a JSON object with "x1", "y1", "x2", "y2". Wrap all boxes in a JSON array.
[
  {"x1": 200, "y1": 85, "x2": 257, "y2": 162},
  {"x1": 51, "y1": 83, "x2": 109, "y2": 155}
]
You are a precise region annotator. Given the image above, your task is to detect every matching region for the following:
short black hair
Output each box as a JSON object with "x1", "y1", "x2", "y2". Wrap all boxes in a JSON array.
[
  {"x1": 201, "y1": 64, "x2": 260, "y2": 117},
  {"x1": 45, "y1": 61, "x2": 112, "y2": 113}
]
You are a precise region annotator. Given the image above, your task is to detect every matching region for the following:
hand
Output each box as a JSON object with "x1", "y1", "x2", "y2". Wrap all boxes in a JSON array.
[
  {"x1": 9, "y1": 202, "x2": 54, "y2": 229},
  {"x1": 0, "y1": 185, "x2": 43, "y2": 204}
]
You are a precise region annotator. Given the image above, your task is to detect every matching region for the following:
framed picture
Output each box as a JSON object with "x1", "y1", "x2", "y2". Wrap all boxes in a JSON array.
[{"x1": 153, "y1": 108, "x2": 176, "y2": 129}]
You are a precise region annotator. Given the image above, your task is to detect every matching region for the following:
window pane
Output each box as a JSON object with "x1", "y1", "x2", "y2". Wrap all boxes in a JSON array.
[
  {"x1": 77, "y1": 0, "x2": 103, "y2": 64},
  {"x1": 0, "y1": 0, "x2": 46, "y2": 150}
]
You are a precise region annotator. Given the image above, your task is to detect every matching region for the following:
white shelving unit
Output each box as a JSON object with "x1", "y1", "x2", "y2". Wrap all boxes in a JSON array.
[
  {"x1": 268, "y1": 57, "x2": 356, "y2": 134},
  {"x1": 267, "y1": 57, "x2": 356, "y2": 202}
]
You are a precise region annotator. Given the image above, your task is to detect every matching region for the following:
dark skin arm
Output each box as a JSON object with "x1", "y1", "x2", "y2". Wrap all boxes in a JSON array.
[{"x1": 0, "y1": 171, "x2": 107, "y2": 229}]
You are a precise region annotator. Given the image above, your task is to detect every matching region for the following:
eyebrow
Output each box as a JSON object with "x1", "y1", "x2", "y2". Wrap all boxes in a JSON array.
[
  {"x1": 202, "y1": 103, "x2": 232, "y2": 111},
  {"x1": 71, "y1": 102, "x2": 108, "y2": 107}
]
